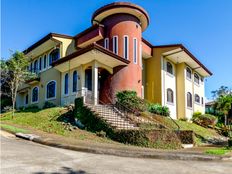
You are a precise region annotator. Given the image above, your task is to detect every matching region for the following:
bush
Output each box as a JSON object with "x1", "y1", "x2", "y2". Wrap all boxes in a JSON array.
[
  {"x1": 43, "y1": 101, "x2": 56, "y2": 109},
  {"x1": 192, "y1": 114, "x2": 218, "y2": 128},
  {"x1": 116, "y1": 90, "x2": 147, "y2": 112},
  {"x1": 179, "y1": 117, "x2": 188, "y2": 121},
  {"x1": 193, "y1": 111, "x2": 202, "y2": 118},
  {"x1": 2, "y1": 106, "x2": 13, "y2": 113},
  {"x1": 148, "y1": 103, "x2": 170, "y2": 116},
  {"x1": 25, "y1": 104, "x2": 39, "y2": 110}
]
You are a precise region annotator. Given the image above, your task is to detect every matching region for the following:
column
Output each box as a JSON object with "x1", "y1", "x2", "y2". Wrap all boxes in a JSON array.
[
  {"x1": 80, "y1": 65, "x2": 86, "y2": 102},
  {"x1": 92, "y1": 61, "x2": 98, "y2": 105}
]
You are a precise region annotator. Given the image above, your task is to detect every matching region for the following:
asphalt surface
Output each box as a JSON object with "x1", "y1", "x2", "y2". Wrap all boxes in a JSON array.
[{"x1": 1, "y1": 130, "x2": 232, "y2": 174}]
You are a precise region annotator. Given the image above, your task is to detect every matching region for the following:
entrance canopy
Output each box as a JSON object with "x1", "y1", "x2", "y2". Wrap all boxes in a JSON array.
[{"x1": 52, "y1": 43, "x2": 129, "y2": 72}]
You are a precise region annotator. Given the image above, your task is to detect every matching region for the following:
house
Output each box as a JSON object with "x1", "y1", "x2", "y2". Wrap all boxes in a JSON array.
[{"x1": 16, "y1": 2, "x2": 212, "y2": 119}]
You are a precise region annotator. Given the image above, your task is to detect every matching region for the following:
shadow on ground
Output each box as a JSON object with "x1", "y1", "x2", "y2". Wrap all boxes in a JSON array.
[{"x1": 33, "y1": 166, "x2": 89, "y2": 174}]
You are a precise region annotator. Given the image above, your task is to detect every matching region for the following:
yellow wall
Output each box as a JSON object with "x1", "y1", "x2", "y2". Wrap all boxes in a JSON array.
[
  {"x1": 176, "y1": 63, "x2": 185, "y2": 119},
  {"x1": 53, "y1": 37, "x2": 76, "y2": 57}
]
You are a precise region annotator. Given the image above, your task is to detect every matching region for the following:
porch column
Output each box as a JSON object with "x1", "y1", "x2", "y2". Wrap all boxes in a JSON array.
[
  {"x1": 80, "y1": 65, "x2": 86, "y2": 102},
  {"x1": 92, "y1": 61, "x2": 98, "y2": 105}
]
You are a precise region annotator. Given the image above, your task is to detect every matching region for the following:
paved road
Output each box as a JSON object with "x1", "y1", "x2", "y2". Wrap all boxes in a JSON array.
[{"x1": 1, "y1": 130, "x2": 232, "y2": 174}]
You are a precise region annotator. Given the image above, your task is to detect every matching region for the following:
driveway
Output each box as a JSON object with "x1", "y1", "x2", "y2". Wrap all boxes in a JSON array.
[{"x1": 1, "y1": 130, "x2": 231, "y2": 174}]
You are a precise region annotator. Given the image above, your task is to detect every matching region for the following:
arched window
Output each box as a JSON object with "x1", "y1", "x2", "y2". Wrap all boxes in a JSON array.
[
  {"x1": 34, "y1": 60, "x2": 38, "y2": 73},
  {"x1": 25, "y1": 94, "x2": 28, "y2": 105},
  {"x1": 167, "y1": 62, "x2": 173, "y2": 74},
  {"x1": 64, "y1": 73, "x2": 69, "y2": 95},
  {"x1": 195, "y1": 94, "x2": 200, "y2": 103},
  {"x1": 201, "y1": 97, "x2": 204, "y2": 105},
  {"x1": 39, "y1": 57, "x2": 42, "y2": 71},
  {"x1": 167, "y1": 88, "x2": 174, "y2": 103},
  {"x1": 32, "y1": 87, "x2": 39, "y2": 103},
  {"x1": 49, "y1": 48, "x2": 60, "y2": 65},
  {"x1": 73, "y1": 71, "x2": 78, "y2": 92},
  {"x1": 43, "y1": 55, "x2": 47, "y2": 69},
  {"x1": 46, "y1": 81, "x2": 56, "y2": 99},
  {"x1": 186, "y1": 67, "x2": 192, "y2": 79},
  {"x1": 104, "y1": 38, "x2": 109, "y2": 49},
  {"x1": 194, "y1": 73, "x2": 199, "y2": 84},
  {"x1": 123, "y1": 35, "x2": 129, "y2": 60},
  {"x1": 187, "y1": 92, "x2": 192, "y2": 108}
]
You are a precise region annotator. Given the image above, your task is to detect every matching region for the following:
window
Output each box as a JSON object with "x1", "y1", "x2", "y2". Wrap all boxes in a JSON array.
[
  {"x1": 64, "y1": 73, "x2": 69, "y2": 95},
  {"x1": 43, "y1": 55, "x2": 47, "y2": 69},
  {"x1": 186, "y1": 67, "x2": 192, "y2": 79},
  {"x1": 194, "y1": 73, "x2": 199, "y2": 84},
  {"x1": 49, "y1": 48, "x2": 60, "y2": 65},
  {"x1": 104, "y1": 38, "x2": 109, "y2": 49},
  {"x1": 123, "y1": 36, "x2": 129, "y2": 59},
  {"x1": 133, "y1": 38, "x2": 137, "y2": 64},
  {"x1": 25, "y1": 94, "x2": 28, "y2": 105},
  {"x1": 167, "y1": 62, "x2": 173, "y2": 74},
  {"x1": 46, "y1": 81, "x2": 56, "y2": 99},
  {"x1": 39, "y1": 57, "x2": 42, "y2": 71},
  {"x1": 201, "y1": 97, "x2": 204, "y2": 105},
  {"x1": 32, "y1": 87, "x2": 39, "y2": 103},
  {"x1": 30, "y1": 63, "x2": 33, "y2": 72},
  {"x1": 187, "y1": 92, "x2": 192, "y2": 108},
  {"x1": 34, "y1": 60, "x2": 38, "y2": 73},
  {"x1": 113, "y1": 36, "x2": 118, "y2": 54},
  {"x1": 195, "y1": 94, "x2": 200, "y2": 103},
  {"x1": 167, "y1": 88, "x2": 174, "y2": 103},
  {"x1": 73, "y1": 71, "x2": 78, "y2": 92}
]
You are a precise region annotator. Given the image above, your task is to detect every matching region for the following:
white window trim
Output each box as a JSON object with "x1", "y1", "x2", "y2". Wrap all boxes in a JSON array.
[
  {"x1": 31, "y1": 86, "x2": 39, "y2": 104},
  {"x1": 186, "y1": 67, "x2": 192, "y2": 81},
  {"x1": 104, "y1": 38, "x2": 109, "y2": 49},
  {"x1": 133, "y1": 37, "x2": 137, "y2": 64},
  {"x1": 186, "y1": 92, "x2": 193, "y2": 109},
  {"x1": 194, "y1": 94, "x2": 201, "y2": 104},
  {"x1": 72, "y1": 70, "x2": 79, "y2": 94},
  {"x1": 123, "y1": 35, "x2": 129, "y2": 59},
  {"x1": 43, "y1": 54, "x2": 47, "y2": 71},
  {"x1": 194, "y1": 73, "x2": 200, "y2": 85},
  {"x1": 45, "y1": 80, "x2": 57, "y2": 101},
  {"x1": 113, "y1": 36, "x2": 118, "y2": 55}
]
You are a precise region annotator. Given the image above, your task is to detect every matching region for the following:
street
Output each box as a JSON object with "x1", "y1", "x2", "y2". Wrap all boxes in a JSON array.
[{"x1": 1, "y1": 130, "x2": 231, "y2": 174}]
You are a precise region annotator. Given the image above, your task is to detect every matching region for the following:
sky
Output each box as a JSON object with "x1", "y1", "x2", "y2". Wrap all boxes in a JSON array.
[{"x1": 1, "y1": 0, "x2": 232, "y2": 99}]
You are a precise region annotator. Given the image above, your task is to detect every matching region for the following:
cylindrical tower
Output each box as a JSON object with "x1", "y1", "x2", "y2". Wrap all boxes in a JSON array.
[{"x1": 92, "y1": 2, "x2": 149, "y2": 99}]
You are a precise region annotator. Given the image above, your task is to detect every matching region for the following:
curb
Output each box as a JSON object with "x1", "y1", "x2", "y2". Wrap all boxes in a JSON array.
[{"x1": 12, "y1": 131, "x2": 232, "y2": 162}]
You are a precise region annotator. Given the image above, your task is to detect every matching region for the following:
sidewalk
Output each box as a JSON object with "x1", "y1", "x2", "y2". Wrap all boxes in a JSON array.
[{"x1": 1, "y1": 126, "x2": 232, "y2": 162}]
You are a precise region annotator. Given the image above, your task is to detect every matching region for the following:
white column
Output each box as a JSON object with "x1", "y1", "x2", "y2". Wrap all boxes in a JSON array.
[
  {"x1": 80, "y1": 65, "x2": 86, "y2": 102},
  {"x1": 92, "y1": 61, "x2": 98, "y2": 105}
]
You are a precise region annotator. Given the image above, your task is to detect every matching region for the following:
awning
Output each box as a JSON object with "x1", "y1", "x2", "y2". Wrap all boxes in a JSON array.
[
  {"x1": 162, "y1": 45, "x2": 212, "y2": 77},
  {"x1": 52, "y1": 44, "x2": 130, "y2": 72}
]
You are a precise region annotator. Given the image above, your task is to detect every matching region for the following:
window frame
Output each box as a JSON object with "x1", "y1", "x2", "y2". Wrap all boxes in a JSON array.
[
  {"x1": 133, "y1": 37, "x2": 138, "y2": 64},
  {"x1": 123, "y1": 35, "x2": 129, "y2": 60},
  {"x1": 64, "y1": 73, "x2": 69, "y2": 95},
  {"x1": 195, "y1": 94, "x2": 200, "y2": 104},
  {"x1": 34, "y1": 59, "x2": 38, "y2": 73},
  {"x1": 104, "y1": 38, "x2": 109, "y2": 49},
  {"x1": 25, "y1": 94, "x2": 29, "y2": 105},
  {"x1": 187, "y1": 92, "x2": 193, "y2": 108},
  {"x1": 46, "y1": 80, "x2": 57, "y2": 100},
  {"x1": 167, "y1": 88, "x2": 174, "y2": 104},
  {"x1": 113, "y1": 36, "x2": 118, "y2": 55},
  {"x1": 194, "y1": 73, "x2": 200, "y2": 85},
  {"x1": 43, "y1": 54, "x2": 47, "y2": 69},
  {"x1": 31, "y1": 86, "x2": 39, "y2": 103},
  {"x1": 166, "y1": 61, "x2": 173, "y2": 75},
  {"x1": 73, "y1": 70, "x2": 78, "y2": 93},
  {"x1": 186, "y1": 67, "x2": 192, "y2": 80},
  {"x1": 49, "y1": 48, "x2": 60, "y2": 66},
  {"x1": 39, "y1": 57, "x2": 42, "y2": 71}
]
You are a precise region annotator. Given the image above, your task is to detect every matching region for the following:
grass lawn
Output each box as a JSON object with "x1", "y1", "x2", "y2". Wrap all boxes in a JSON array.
[
  {"x1": 0, "y1": 123, "x2": 29, "y2": 133},
  {"x1": 205, "y1": 147, "x2": 232, "y2": 155},
  {"x1": 0, "y1": 107, "x2": 117, "y2": 144}
]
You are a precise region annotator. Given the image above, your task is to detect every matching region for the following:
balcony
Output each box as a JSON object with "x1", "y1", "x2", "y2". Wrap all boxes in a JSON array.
[{"x1": 25, "y1": 69, "x2": 40, "y2": 84}]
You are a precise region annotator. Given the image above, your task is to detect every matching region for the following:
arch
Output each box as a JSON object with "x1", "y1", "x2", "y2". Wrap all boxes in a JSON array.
[
  {"x1": 186, "y1": 67, "x2": 192, "y2": 79},
  {"x1": 64, "y1": 73, "x2": 69, "y2": 95},
  {"x1": 46, "y1": 80, "x2": 56, "y2": 100},
  {"x1": 195, "y1": 94, "x2": 200, "y2": 103},
  {"x1": 167, "y1": 62, "x2": 173, "y2": 74},
  {"x1": 194, "y1": 73, "x2": 199, "y2": 84},
  {"x1": 187, "y1": 92, "x2": 192, "y2": 108},
  {"x1": 31, "y1": 86, "x2": 39, "y2": 103},
  {"x1": 167, "y1": 88, "x2": 174, "y2": 103},
  {"x1": 49, "y1": 48, "x2": 60, "y2": 65},
  {"x1": 73, "y1": 71, "x2": 78, "y2": 92}
]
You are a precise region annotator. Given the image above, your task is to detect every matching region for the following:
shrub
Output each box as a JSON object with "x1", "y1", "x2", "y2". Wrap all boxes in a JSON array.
[
  {"x1": 192, "y1": 114, "x2": 218, "y2": 128},
  {"x1": 43, "y1": 101, "x2": 56, "y2": 109},
  {"x1": 25, "y1": 104, "x2": 39, "y2": 110},
  {"x1": 179, "y1": 117, "x2": 188, "y2": 121},
  {"x1": 148, "y1": 103, "x2": 170, "y2": 116},
  {"x1": 192, "y1": 111, "x2": 202, "y2": 118},
  {"x1": 2, "y1": 106, "x2": 13, "y2": 113},
  {"x1": 116, "y1": 90, "x2": 147, "y2": 112}
]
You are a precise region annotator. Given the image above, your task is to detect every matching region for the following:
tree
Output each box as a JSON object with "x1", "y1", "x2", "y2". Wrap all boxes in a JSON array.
[
  {"x1": 1, "y1": 51, "x2": 31, "y2": 117},
  {"x1": 211, "y1": 85, "x2": 231, "y2": 99},
  {"x1": 214, "y1": 94, "x2": 232, "y2": 125}
]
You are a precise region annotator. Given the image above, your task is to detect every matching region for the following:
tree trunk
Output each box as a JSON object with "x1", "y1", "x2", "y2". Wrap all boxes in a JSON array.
[{"x1": 225, "y1": 115, "x2": 227, "y2": 125}]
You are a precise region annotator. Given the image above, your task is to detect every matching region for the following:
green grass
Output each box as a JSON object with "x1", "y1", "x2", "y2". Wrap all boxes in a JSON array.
[
  {"x1": 205, "y1": 147, "x2": 232, "y2": 155},
  {"x1": 0, "y1": 123, "x2": 29, "y2": 133},
  {"x1": 0, "y1": 107, "x2": 117, "y2": 144}
]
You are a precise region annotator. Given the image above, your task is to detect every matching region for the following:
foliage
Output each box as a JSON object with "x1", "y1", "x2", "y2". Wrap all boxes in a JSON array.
[
  {"x1": 116, "y1": 90, "x2": 147, "y2": 112},
  {"x1": 2, "y1": 106, "x2": 13, "y2": 113},
  {"x1": 192, "y1": 111, "x2": 202, "y2": 118},
  {"x1": 179, "y1": 118, "x2": 188, "y2": 121},
  {"x1": 205, "y1": 147, "x2": 231, "y2": 155},
  {"x1": 211, "y1": 86, "x2": 231, "y2": 99},
  {"x1": 0, "y1": 123, "x2": 29, "y2": 134},
  {"x1": 1, "y1": 51, "x2": 32, "y2": 117},
  {"x1": 192, "y1": 114, "x2": 218, "y2": 128},
  {"x1": 148, "y1": 103, "x2": 170, "y2": 116},
  {"x1": 43, "y1": 101, "x2": 56, "y2": 109},
  {"x1": 214, "y1": 94, "x2": 232, "y2": 116}
]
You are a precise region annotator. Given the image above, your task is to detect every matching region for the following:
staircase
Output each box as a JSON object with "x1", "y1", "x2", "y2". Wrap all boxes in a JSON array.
[{"x1": 85, "y1": 104, "x2": 139, "y2": 130}]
